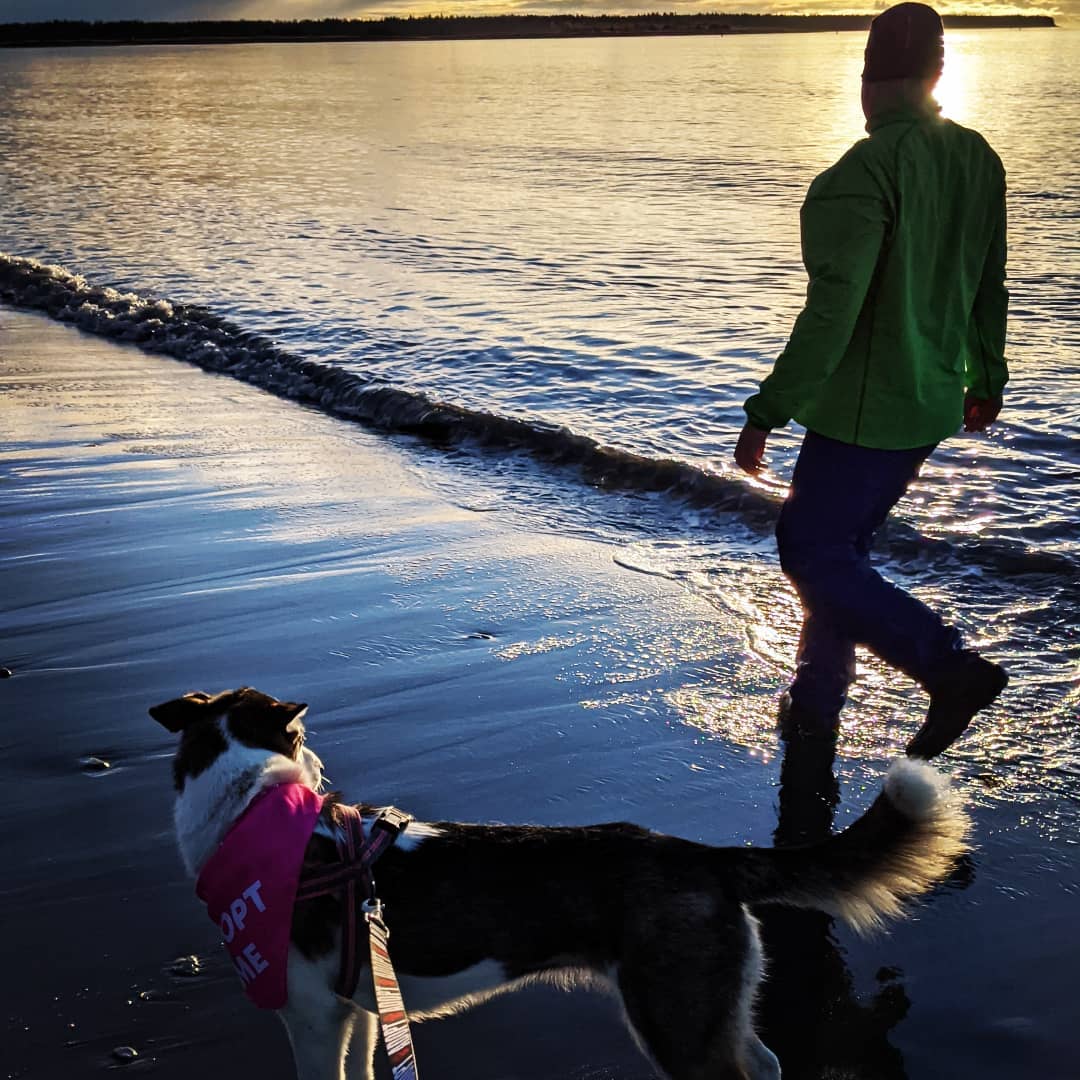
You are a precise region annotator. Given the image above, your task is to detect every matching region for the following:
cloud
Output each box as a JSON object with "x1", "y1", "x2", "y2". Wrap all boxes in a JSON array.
[
  {"x1": 2, "y1": 0, "x2": 1070, "y2": 24},
  {"x1": 2, "y1": 0, "x2": 238, "y2": 19}
]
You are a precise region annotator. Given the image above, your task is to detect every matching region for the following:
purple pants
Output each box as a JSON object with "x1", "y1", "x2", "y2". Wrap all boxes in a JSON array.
[{"x1": 776, "y1": 431, "x2": 963, "y2": 726}]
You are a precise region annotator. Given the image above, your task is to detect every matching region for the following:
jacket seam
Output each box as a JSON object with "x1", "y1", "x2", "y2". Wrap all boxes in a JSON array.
[
  {"x1": 852, "y1": 297, "x2": 876, "y2": 444},
  {"x1": 852, "y1": 132, "x2": 904, "y2": 445}
]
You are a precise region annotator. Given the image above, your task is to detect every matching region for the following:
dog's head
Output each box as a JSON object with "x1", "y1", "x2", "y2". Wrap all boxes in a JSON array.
[{"x1": 150, "y1": 687, "x2": 314, "y2": 792}]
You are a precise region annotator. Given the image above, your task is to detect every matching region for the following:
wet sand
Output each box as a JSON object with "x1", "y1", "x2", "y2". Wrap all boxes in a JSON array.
[{"x1": 2, "y1": 306, "x2": 1076, "y2": 1079}]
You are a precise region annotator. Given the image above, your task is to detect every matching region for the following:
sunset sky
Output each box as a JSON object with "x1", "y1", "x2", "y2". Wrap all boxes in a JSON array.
[{"x1": 1, "y1": 0, "x2": 1069, "y2": 22}]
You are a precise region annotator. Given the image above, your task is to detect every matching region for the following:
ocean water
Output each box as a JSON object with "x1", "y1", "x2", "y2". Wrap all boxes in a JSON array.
[{"x1": 1, "y1": 29, "x2": 1077, "y2": 807}]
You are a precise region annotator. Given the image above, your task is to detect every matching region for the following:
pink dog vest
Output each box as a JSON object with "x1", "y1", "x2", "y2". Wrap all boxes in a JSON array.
[{"x1": 195, "y1": 783, "x2": 324, "y2": 1009}]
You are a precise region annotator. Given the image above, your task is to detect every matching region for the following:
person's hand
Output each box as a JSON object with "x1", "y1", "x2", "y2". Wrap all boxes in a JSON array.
[
  {"x1": 963, "y1": 393, "x2": 1003, "y2": 432},
  {"x1": 734, "y1": 423, "x2": 769, "y2": 475}
]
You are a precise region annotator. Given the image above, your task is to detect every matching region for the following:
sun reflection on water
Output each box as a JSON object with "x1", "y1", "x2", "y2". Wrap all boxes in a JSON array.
[{"x1": 936, "y1": 39, "x2": 973, "y2": 122}]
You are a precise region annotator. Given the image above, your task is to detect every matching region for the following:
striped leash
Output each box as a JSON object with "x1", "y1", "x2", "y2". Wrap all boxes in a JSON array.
[
  {"x1": 363, "y1": 896, "x2": 418, "y2": 1080},
  {"x1": 295, "y1": 804, "x2": 418, "y2": 1080}
]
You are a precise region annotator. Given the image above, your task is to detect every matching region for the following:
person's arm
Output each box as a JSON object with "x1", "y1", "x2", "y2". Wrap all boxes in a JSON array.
[
  {"x1": 964, "y1": 175, "x2": 1008, "y2": 431},
  {"x1": 742, "y1": 154, "x2": 888, "y2": 439}
]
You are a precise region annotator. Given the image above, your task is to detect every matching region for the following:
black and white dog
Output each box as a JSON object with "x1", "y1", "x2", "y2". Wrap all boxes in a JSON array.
[{"x1": 152, "y1": 687, "x2": 969, "y2": 1080}]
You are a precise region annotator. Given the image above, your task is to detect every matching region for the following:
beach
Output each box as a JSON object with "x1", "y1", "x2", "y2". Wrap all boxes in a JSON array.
[
  {"x1": 0, "y1": 305, "x2": 750, "y2": 1080},
  {"x1": 1, "y1": 24, "x2": 1078, "y2": 1080},
  {"x1": 3, "y1": 306, "x2": 1078, "y2": 1079}
]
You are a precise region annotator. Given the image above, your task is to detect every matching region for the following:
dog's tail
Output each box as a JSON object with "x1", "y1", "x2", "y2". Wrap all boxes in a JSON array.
[{"x1": 728, "y1": 758, "x2": 970, "y2": 934}]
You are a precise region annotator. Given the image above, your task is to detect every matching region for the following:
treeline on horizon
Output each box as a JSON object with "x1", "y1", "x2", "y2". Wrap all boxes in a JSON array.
[{"x1": 0, "y1": 13, "x2": 1057, "y2": 47}]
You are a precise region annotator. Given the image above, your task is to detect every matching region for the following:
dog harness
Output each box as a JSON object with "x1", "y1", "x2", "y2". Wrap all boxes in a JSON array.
[
  {"x1": 295, "y1": 803, "x2": 417, "y2": 1080},
  {"x1": 195, "y1": 783, "x2": 324, "y2": 1009},
  {"x1": 294, "y1": 804, "x2": 411, "y2": 996}
]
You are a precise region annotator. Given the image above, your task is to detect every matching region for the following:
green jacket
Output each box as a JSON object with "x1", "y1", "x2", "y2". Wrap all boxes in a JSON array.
[{"x1": 744, "y1": 102, "x2": 1009, "y2": 449}]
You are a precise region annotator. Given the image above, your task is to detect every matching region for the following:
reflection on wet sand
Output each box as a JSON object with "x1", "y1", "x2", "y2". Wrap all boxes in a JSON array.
[{"x1": 757, "y1": 735, "x2": 911, "y2": 1080}]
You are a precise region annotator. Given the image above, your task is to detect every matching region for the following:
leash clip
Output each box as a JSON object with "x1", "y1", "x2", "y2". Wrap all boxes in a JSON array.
[
  {"x1": 374, "y1": 806, "x2": 412, "y2": 836},
  {"x1": 362, "y1": 896, "x2": 384, "y2": 922}
]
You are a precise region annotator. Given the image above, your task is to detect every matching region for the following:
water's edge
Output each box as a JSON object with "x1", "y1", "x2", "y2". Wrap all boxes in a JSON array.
[{"x1": 2, "y1": 251, "x2": 1072, "y2": 581}]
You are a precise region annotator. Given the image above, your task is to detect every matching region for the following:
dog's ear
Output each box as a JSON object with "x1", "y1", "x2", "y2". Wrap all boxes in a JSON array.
[
  {"x1": 150, "y1": 692, "x2": 213, "y2": 734},
  {"x1": 278, "y1": 701, "x2": 308, "y2": 733}
]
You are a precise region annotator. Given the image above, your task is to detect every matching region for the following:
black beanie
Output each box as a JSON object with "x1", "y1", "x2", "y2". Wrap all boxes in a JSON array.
[{"x1": 862, "y1": 3, "x2": 945, "y2": 83}]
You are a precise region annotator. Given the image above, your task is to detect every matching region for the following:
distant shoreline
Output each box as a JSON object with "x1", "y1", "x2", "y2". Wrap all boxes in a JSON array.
[{"x1": 0, "y1": 13, "x2": 1057, "y2": 49}]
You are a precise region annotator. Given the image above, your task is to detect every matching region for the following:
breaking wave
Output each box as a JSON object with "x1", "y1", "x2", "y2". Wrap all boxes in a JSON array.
[{"x1": 1, "y1": 252, "x2": 1073, "y2": 581}]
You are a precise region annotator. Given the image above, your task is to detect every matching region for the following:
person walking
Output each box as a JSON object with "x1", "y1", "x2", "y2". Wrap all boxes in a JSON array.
[{"x1": 734, "y1": 2, "x2": 1009, "y2": 758}]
